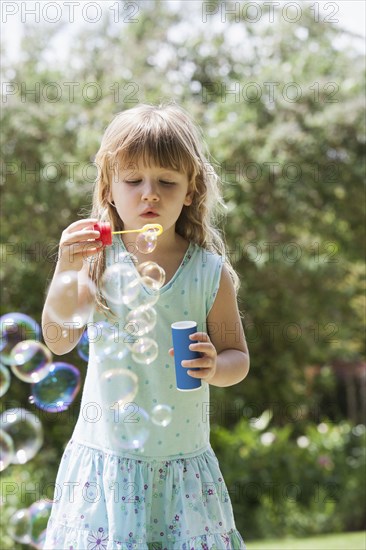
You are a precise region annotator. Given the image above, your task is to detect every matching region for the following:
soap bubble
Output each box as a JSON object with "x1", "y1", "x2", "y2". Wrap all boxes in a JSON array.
[
  {"x1": 151, "y1": 404, "x2": 173, "y2": 427},
  {"x1": 9, "y1": 508, "x2": 31, "y2": 544},
  {"x1": 30, "y1": 362, "x2": 81, "y2": 413},
  {"x1": 77, "y1": 330, "x2": 89, "y2": 361},
  {"x1": 96, "y1": 329, "x2": 131, "y2": 362},
  {"x1": 101, "y1": 368, "x2": 138, "y2": 413},
  {"x1": 131, "y1": 337, "x2": 158, "y2": 365},
  {"x1": 29, "y1": 499, "x2": 52, "y2": 549},
  {"x1": 136, "y1": 229, "x2": 158, "y2": 254},
  {"x1": 0, "y1": 429, "x2": 15, "y2": 471},
  {"x1": 126, "y1": 307, "x2": 157, "y2": 337},
  {"x1": 0, "y1": 363, "x2": 11, "y2": 397},
  {"x1": 124, "y1": 277, "x2": 159, "y2": 312},
  {"x1": 110, "y1": 405, "x2": 150, "y2": 450},
  {"x1": 10, "y1": 341, "x2": 52, "y2": 383},
  {"x1": 47, "y1": 271, "x2": 96, "y2": 329},
  {"x1": 88, "y1": 321, "x2": 131, "y2": 362},
  {"x1": 102, "y1": 261, "x2": 138, "y2": 306},
  {"x1": 0, "y1": 408, "x2": 43, "y2": 464},
  {"x1": 137, "y1": 261, "x2": 166, "y2": 290},
  {"x1": 0, "y1": 313, "x2": 41, "y2": 366}
]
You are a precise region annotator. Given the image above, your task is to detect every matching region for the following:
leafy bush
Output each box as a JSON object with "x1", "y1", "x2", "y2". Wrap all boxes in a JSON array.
[{"x1": 212, "y1": 413, "x2": 366, "y2": 540}]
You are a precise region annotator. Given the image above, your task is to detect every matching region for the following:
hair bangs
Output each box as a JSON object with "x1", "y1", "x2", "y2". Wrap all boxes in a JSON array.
[{"x1": 115, "y1": 119, "x2": 198, "y2": 182}]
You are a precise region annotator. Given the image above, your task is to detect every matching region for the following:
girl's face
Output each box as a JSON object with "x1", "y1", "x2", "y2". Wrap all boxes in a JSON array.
[{"x1": 110, "y1": 158, "x2": 193, "y2": 237}]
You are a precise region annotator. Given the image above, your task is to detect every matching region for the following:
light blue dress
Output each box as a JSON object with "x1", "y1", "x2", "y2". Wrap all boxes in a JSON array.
[{"x1": 44, "y1": 238, "x2": 246, "y2": 550}]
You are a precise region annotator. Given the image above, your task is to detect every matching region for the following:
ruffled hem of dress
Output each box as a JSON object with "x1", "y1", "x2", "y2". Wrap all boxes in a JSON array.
[
  {"x1": 44, "y1": 522, "x2": 246, "y2": 549},
  {"x1": 43, "y1": 439, "x2": 245, "y2": 550}
]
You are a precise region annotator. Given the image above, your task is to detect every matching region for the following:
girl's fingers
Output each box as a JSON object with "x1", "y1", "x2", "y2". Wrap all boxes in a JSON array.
[
  {"x1": 182, "y1": 356, "x2": 212, "y2": 367},
  {"x1": 189, "y1": 332, "x2": 211, "y2": 342},
  {"x1": 189, "y1": 342, "x2": 213, "y2": 354},
  {"x1": 61, "y1": 229, "x2": 101, "y2": 245},
  {"x1": 65, "y1": 219, "x2": 99, "y2": 233}
]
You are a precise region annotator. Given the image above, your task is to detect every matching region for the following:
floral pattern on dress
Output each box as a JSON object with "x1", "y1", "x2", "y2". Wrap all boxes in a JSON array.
[
  {"x1": 87, "y1": 528, "x2": 108, "y2": 550},
  {"x1": 43, "y1": 440, "x2": 246, "y2": 550}
]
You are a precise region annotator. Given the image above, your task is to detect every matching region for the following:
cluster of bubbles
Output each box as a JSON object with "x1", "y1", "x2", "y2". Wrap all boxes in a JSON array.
[
  {"x1": 1, "y1": 228, "x2": 175, "y2": 545},
  {"x1": 8, "y1": 499, "x2": 52, "y2": 549},
  {"x1": 74, "y1": 244, "x2": 173, "y2": 451},
  {"x1": 0, "y1": 312, "x2": 81, "y2": 472}
]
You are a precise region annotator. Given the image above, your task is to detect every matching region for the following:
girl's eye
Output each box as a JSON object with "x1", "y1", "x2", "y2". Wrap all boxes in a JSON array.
[
  {"x1": 160, "y1": 180, "x2": 175, "y2": 185},
  {"x1": 124, "y1": 180, "x2": 141, "y2": 184}
]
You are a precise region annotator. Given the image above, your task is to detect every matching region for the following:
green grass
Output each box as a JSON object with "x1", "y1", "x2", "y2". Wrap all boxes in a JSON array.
[{"x1": 246, "y1": 531, "x2": 366, "y2": 550}]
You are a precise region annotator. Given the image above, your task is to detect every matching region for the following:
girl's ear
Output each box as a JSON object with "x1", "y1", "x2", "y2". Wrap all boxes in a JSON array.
[{"x1": 184, "y1": 191, "x2": 193, "y2": 206}]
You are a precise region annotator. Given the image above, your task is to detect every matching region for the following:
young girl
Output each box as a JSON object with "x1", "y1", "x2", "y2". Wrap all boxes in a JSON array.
[{"x1": 42, "y1": 103, "x2": 249, "y2": 550}]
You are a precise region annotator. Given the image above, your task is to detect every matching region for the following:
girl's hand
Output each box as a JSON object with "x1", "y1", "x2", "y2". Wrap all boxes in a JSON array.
[
  {"x1": 168, "y1": 332, "x2": 217, "y2": 384},
  {"x1": 58, "y1": 218, "x2": 103, "y2": 272}
]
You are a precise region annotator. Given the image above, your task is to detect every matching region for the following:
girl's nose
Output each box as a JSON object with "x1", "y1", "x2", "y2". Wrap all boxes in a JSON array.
[{"x1": 141, "y1": 181, "x2": 159, "y2": 202}]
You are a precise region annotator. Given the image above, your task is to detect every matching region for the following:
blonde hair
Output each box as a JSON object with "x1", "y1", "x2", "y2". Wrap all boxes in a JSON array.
[{"x1": 89, "y1": 102, "x2": 239, "y2": 312}]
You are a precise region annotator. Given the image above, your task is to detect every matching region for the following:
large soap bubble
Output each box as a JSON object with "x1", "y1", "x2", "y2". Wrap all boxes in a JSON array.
[
  {"x1": 88, "y1": 321, "x2": 131, "y2": 362},
  {"x1": 0, "y1": 408, "x2": 43, "y2": 464},
  {"x1": 124, "y1": 277, "x2": 159, "y2": 312},
  {"x1": 30, "y1": 362, "x2": 81, "y2": 413},
  {"x1": 0, "y1": 313, "x2": 41, "y2": 366},
  {"x1": 8, "y1": 508, "x2": 31, "y2": 545},
  {"x1": 101, "y1": 261, "x2": 138, "y2": 307},
  {"x1": 0, "y1": 363, "x2": 11, "y2": 397},
  {"x1": 110, "y1": 405, "x2": 150, "y2": 450},
  {"x1": 137, "y1": 261, "x2": 166, "y2": 290},
  {"x1": 97, "y1": 329, "x2": 130, "y2": 362},
  {"x1": 126, "y1": 307, "x2": 157, "y2": 337},
  {"x1": 130, "y1": 337, "x2": 159, "y2": 365},
  {"x1": 0, "y1": 428, "x2": 15, "y2": 471},
  {"x1": 29, "y1": 499, "x2": 52, "y2": 549},
  {"x1": 101, "y1": 368, "x2": 139, "y2": 414},
  {"x1": 10, "y1": 340, "x2": 52, "y2": 383},
  {"x1": 47, "y1": 271, "x2": 96, "y2": 329}
]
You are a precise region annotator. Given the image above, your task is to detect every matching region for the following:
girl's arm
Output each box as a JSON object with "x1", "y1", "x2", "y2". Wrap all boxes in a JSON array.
[
  {"x1": 181, "y1": 264, "x2": 250, "y2": 388},
  {"x1": 42, "y1": 219, "x2": 102, "y2": 355}
]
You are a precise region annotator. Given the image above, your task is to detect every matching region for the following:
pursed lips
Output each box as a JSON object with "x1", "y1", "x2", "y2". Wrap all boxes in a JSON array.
[{"x1": 140, "y1": 209, "x2": 159, "y2": 217}]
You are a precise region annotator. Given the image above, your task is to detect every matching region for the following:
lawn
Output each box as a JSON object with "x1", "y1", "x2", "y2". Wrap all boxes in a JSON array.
[{"x1": 246, "y1": 531, "x2": 366, "y2": 550}]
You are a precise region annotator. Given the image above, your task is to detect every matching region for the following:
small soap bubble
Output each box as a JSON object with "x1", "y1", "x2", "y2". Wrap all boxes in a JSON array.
[
  {"x1": 126, "y1": 307, "x2": 157, "y2": 337},
  {"x1": 47, "y1": 271, "x2": 96, "y2": 328},
  {"x1": 10, "y1": 340, "x2": 52, "y2": 383},
  {"x1": 0, "y1": 313, "x2": 41, "y2": 366},
  {"x1": 100, "y1": 368, "x2": 138, "y2": 412},
  {"x1": 0, "y1": 363, "x2": 11, "y2": 397},
  {"x1": 30, "y1": 362, "x2": 81, "y2": 413},
  {"x1": 110, "y1": 405, "x2": 150, "y2": 450},
  {"x1": 77, "y1": 330, "x2": 89, "y2": 361},
  {"x1": 131, "y1": 337, "x2": 158, "y2": 365},
  {"x1": 102, "y1": 262, "x2": 138, "y2": 306},
  {"x1": 137, "y1": 261, "x2": 166, "y2": 290},
  {"x1": 151, "y1": 404, "x2": 173, "y2": 427},
  {"x1": 0, "y1": 428, "x2": 15, "y2": 471},
  {"x1": 8, "y1": 508, "x2": 31, "y2": 544},
  {"x1": 29, "y1": 499, "x2": 52, "y2": 549},
  {"x1": 136, "y1": 229, "x2": 157, "y2": 254},
  {"x1": 0, "y1": 408, "x2": 43, "y2": 464}
]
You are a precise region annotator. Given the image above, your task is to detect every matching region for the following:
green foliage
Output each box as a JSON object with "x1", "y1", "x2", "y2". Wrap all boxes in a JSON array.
[
  {"x1": 212, "y1": 417, "x2": 366, "y2": 539},
  {"x1": 1, "y1": 1, "x2": 365, "y2": 546}
]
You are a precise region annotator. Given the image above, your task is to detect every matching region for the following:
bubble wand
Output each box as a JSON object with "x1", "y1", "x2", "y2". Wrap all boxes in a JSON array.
[{"x1": 93, "y1": 222, "x2": 163, "y2": 246}]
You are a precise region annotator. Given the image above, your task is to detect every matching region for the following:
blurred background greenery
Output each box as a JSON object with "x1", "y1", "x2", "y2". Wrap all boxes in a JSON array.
[{"x1": 1, "y1": 0, "x2": 365, "y2": 548}]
